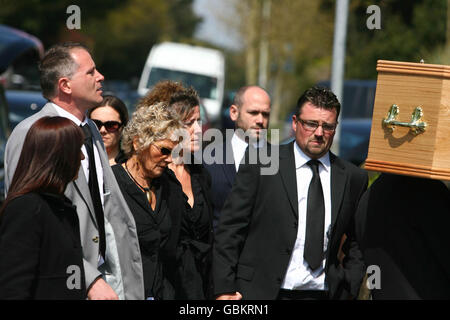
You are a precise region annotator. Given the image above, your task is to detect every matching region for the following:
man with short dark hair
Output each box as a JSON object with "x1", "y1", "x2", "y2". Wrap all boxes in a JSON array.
[
  {"x1": 204, "y1": 85, "x2": 271, "y2": 230},
  {"x1": 213, "y1": 86, "x2": 367, "y2": 300},
  {"x1": 4, "y1": 43, "x2": 144, "y2": 300}
]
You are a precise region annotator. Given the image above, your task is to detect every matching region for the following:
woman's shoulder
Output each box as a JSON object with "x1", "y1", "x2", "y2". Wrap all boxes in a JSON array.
[
  {"x1": 111, "y1": 163, "x2": 127, "y2": 180},
  {"x1": 6, "y1": 192, "x2": 47, "y2": 208},
  {"x1": 2, "y1": 192, "x2": 52, "y2": 225},
  {"x1": 188, "y1": 164, "x2": 211, "y2": 188}
]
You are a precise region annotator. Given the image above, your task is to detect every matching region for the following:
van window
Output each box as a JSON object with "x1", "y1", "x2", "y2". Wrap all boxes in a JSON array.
[{"x1": 147, "y1": 67, "x2": 218, "y2": 100}]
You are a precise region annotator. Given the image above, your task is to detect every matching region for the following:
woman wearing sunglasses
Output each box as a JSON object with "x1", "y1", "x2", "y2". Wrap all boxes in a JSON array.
[
  {"x1": 0, "y1": 117, "x2": 86, "y2": 299},
  {"x1": 134, "y1": 82, "x2": 213, "y2": 299},
  {"x1": 88, "y1": 95, "x2": 129, "y2": 165},
  {"x1": 111, "y1": 102, "x2": 181, "y2": 300}
]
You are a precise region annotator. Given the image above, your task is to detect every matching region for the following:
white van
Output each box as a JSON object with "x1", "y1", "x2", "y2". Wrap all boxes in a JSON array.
[{"x1": 138, "y1": 42, "x2": 225, "y2": 122}]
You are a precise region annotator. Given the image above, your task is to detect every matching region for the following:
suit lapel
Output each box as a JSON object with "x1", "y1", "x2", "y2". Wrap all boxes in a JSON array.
[
  {"x1": 71, "y1": 166, "x2": 99, "y2": 228},
  {"x1": 278, "y1": 142, "x2": 299, "y2": 220},
  {"x1": 222, "y1": 139, "x2": 237, "y2": 186},
  {"x1": 330, "y1": 153, "x2": 347, "y2": 231}
]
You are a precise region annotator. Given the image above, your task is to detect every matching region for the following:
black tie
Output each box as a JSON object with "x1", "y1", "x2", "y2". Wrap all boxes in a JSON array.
[
  {"x1": 304, "y1": 160, "x2": 325, "y2": 270},
  {"x1": 81, "y1": 123, "x2": 106, "y2": 259}
]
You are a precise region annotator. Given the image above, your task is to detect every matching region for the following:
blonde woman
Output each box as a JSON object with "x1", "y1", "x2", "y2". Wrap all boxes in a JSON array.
[{"x1": 111, "y1": 102, "x2": 181, "y2": 300}]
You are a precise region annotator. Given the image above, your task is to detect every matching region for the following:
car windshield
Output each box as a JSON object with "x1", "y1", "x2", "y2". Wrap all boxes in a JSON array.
[{"x1": 146, "y1": 67, "x2": 218, "y2": 100}]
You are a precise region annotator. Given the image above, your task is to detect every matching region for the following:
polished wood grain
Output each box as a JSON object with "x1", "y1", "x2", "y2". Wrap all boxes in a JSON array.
[{"x1": 365, "y1": 60, "x2": 450, "y2": 180}]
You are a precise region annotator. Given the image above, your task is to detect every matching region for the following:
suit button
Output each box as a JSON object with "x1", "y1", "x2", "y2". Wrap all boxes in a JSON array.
[
  {"x1": 285, "y1": 248, "x2": 291, "y2": 254},
  {"x1": 293, "y1": 222, "x2": 298, "y2": 229}
]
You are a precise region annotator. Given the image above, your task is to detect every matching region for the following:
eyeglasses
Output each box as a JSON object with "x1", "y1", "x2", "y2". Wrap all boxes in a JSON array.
[
  {"x1": 152, "y1": 144, "x2": 173, "y2": 156},
  {"x1": 297, "y1": 118, "x2": 338, "y2": 133},
  {"x1": 92, "y1": 119, "x2": 122, "y2": 133}
]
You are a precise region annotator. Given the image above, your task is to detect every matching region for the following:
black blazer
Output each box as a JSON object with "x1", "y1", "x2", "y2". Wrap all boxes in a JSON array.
[
  {"x1": 204, "y1": 139, "x2": 236, "y2": 230},
  {"x1": 355, "y1": 173, "x2": 450, "y2": 299},
  {"x1": 212, "y1": 142, "x2": 368, "y2": 299},
  {"x1": 0, "y1": 192, "x2": 86, "y2": 300},
  {"x1": 162, "y1": 164, "x2": 215, "y2": 299},
  {"x1": 112, "y1": 164, "x2": 171, "y2": 299}
]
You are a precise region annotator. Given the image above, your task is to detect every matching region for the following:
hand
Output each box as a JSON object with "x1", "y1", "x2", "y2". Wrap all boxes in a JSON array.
[
  {"x1": 87, "y1": 277, "x2": 119, "y2": 300},
  {"x1": 216, "y1": 292, "x2": 243, "y2": 300}
]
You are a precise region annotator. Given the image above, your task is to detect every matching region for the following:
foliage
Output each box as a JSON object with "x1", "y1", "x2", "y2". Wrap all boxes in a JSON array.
[
  {"x1": 0, "y1": 0, "x2": 201, "y2": 80},
  {"x1": 321, "y1": 0, "x2": 447, "y2": 79}
]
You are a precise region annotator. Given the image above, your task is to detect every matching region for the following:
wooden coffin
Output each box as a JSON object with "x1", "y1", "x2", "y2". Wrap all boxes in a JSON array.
[{"x1": 364, "y1": 60, "x2": 450, "y2": 180}]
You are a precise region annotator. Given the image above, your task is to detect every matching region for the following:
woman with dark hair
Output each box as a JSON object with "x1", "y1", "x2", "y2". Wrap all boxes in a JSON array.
[
  {"x1": 0, "y1": 116, "x2": 86, "y2": 300},
  {"x1": 88, "y1": 95, "x2": 129, "y2": 165},
  {"x1": 163, "y1": 86, "x2": 214, "y2": 300}
]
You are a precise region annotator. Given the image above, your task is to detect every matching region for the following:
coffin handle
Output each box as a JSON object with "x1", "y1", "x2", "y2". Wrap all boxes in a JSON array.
[{"x1": 383, "y1": 104, "x2": 427, "y2": 135}]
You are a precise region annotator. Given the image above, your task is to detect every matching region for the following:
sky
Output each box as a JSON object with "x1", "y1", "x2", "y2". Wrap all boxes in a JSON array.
[{"x1": 193, "y1": 0, "x2": 242, "y2": 50}]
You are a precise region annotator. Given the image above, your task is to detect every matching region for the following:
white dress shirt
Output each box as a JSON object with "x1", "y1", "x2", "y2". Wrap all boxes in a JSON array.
[
  {"x1": 52, "y1": 103, "x2": 105, "y2": 206},
  {"x1": 231, "y1": 132, "x2": 266, "y2": 172},
  {"x1": 281, "y1": 142, "x2": 332, "y2": 291}
]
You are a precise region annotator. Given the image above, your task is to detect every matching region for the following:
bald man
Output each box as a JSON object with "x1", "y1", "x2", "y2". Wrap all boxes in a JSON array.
[{"x1": 204, "y1": 85, "x2": 271, "y2": 230}]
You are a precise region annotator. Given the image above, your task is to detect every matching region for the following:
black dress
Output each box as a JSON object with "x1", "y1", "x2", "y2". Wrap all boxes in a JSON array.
[
  {"x1": 163, "y1": 164, "x2": 214, "y2": 299},
  {"x1": 0, "y1": 192, "x2": 86, "y2": 300},
  {"x1": 112, "y1": 164, "x2": 171, "y2": 300}
]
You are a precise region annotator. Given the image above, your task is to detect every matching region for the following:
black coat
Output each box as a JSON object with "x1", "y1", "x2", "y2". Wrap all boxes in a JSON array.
[
  {"x1": 355, "y1": 173, "x2": 450, "y2": 299},
  {"x1": 162, "y1": 164, "x2": 214, "y2": 299},
  {"x1": 203, "y1": 139, "x2": 236, "y2": 231},
  {"x1": 112, "y1": 164, "x2": 172, "y2": 299},
  {"x1": 112, "y1": 163, "x2": 214, "y2": 300},
  {"x1": 0, "y1": 192, "x2": 86, "y2": 300},
  {"x1": 213, "y1": 142, "x2": 368, "y2": 299}
]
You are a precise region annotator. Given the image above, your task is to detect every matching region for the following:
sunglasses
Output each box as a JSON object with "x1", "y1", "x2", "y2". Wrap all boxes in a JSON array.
[
  {"x1": 92, "y1": 119, "x2": 122, "y2": 133},
  {"x1": 152, "y1": 144, "x2": 173, "y2": 156}
]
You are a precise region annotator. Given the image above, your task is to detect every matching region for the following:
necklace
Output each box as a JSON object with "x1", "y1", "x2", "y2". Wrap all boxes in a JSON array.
[{"x1": 124, "y1": 161, "x2": 152, "y2": 205}]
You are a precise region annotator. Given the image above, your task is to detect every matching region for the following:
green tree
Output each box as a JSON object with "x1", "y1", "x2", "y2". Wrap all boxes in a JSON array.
[
  {"x1": 322, "y1": 0, "x2": 447, "y2": 79},
  {"x1": 0, "y1": 0, "x2": 201, "y2": 80}
]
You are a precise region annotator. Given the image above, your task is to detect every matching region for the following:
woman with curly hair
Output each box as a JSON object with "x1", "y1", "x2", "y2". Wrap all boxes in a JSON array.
[
  {"x1": 132, "y1": 80, "x2": 214, "y2": 300},
  {"x1": 111, "y1": 102, "x2": 181, "y2": 300}
]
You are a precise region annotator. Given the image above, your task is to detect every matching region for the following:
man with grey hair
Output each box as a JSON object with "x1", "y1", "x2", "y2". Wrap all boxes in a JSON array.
[
  {"x1": 204, "y1": 85, "x2": 271, "y2": 230},
  {"x1": 4, "y1": 43, "x2": 144, "y2": 300}
]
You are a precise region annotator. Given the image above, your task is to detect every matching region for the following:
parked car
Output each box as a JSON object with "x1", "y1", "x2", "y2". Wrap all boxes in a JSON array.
[
  {"x1": 0, "y1": 83, "x2": 11, "y2": 203},
  {"x1": 6, "y1": 90, "x2": 47, "y2": 129},
  {"x1": 138, "y1": 42, "x2": 225, "y2": 123},
  {"x1": 0, "y1": 25, "x2": 44, "y2": 201},
  {"x1": 0, "y1": 24, "x2": 44, "y2": 90}
]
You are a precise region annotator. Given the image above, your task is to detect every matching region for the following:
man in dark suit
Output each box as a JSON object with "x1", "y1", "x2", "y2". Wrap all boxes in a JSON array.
[
  {"x1": 204, "y1": 85, "x2": 271, "y2": 230},
  {"x1": 213, "y1": 86, "x2": 368, "y2": 300},
  {"x1": 4, "y1": 43, "x2": 144, "y2": 299}
]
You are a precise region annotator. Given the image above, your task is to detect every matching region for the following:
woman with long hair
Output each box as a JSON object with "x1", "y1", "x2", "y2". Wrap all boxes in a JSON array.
[
  {"x1": 163, "y1": 85, "x2": 214, "y2": 300},
  {"x1": 0, "y1": 116, "x2": 86, "y2": 299}
]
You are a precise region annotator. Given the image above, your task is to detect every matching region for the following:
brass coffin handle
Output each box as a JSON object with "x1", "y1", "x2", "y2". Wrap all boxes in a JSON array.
[{"x1": 383, "y1": 104, "x2": 427, "y2": 135}]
